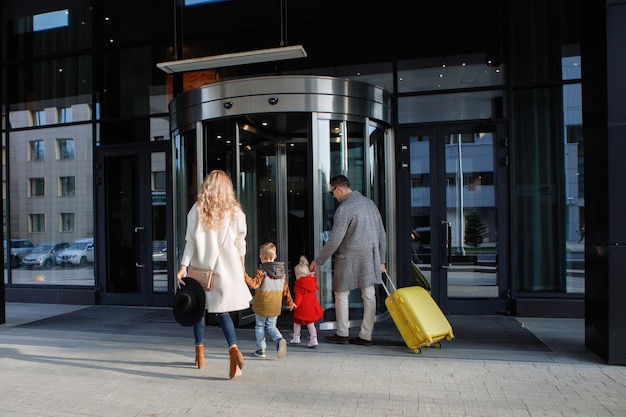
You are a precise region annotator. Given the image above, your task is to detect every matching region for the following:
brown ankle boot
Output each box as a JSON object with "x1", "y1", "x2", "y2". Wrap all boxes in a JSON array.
[
  {"x1": 195, "y1": 344, "x2": 204, "y2": 369},
  {"x1": 228, "y1": 345, "x2": 243, "y2": 379}
]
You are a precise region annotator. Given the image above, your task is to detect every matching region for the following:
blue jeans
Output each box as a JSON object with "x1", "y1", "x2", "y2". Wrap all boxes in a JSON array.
[
  {"x1": 254, "y1": 313, "x2": 283, "y2": 351},
  {"x1": 193, "y1": 313, "x2": 237, "y2": 347}
]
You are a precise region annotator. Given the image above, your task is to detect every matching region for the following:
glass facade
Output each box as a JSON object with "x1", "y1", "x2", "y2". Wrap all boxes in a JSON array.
[
  {"x1": 6, "y1": 113, "x2": 94, "y2": 285},
  {"x1": 1, "y1": 0, "x2": 585, "y2": 315}
]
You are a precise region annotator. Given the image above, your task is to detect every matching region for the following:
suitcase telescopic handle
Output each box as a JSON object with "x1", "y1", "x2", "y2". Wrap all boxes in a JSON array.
[{"x1": 380, "y1": 271, "x2": 397, "y2": 296}]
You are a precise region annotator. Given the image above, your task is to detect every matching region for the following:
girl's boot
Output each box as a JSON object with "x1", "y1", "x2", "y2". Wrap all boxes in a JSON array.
[{"x1": 308, "y1": 336, "x2": 319, "y2": 348}]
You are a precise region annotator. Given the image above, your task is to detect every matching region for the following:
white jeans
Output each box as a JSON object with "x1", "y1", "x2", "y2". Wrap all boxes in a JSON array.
[{"x1": 334, "y1": 285, "x2": 376, "y2": 340}]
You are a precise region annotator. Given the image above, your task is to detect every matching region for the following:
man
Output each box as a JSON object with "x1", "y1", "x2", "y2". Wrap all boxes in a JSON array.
[{"x1": 309, "y1": 175, "x2": 387, "y2": 346}]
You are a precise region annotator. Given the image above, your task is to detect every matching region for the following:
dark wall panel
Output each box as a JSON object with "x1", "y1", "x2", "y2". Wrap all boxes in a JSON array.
[{"x1": 608, "y1": 246, "x2": 626, "y2": 364}]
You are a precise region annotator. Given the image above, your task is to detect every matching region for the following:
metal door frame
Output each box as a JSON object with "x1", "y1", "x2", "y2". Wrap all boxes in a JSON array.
[
  {"x1": 95, "y1": 141, "x2": 173, "y2": 306},
  {"x1": 400, "y1": 122, "x2": 510, "y2": 315}
]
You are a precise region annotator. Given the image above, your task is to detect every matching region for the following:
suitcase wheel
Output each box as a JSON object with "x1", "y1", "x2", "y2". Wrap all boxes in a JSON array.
[
  {"x1": 446, "y1": 335, "x2": 454, "y2": 342},
  {"x1": 411, "y1": 348, "x2": 422, "y2": 354},
  {"x1": 433, "y1": 341, "x2": 442, "y2": 348}
]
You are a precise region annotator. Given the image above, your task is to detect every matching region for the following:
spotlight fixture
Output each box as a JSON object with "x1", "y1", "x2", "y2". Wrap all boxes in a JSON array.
[{"x1": 156, "y1": 45, "x2": 307, "y2": 74}]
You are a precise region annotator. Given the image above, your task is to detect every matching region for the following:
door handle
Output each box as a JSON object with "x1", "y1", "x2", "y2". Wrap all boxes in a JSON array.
[
  {"x1": 441, "y1": 220, "x2": 452, "y2": 269},
  {"x1": 134, "y1": 226, "x2": 145, "y2": 268}
]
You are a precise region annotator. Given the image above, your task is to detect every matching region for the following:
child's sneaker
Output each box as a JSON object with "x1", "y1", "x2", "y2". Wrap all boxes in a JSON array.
[
  {"x1": 308, "y1": 336, "x2": 319, "y2": 348},
  {"x1": 254, "y1": 349, "x2": 266, "y2": 358},
  {"x1": 276, "y1": 338, "x2": 287, "y2": 359},
  {"x1": 289, "y1": 333, "x2": 301, "y2": 344}
]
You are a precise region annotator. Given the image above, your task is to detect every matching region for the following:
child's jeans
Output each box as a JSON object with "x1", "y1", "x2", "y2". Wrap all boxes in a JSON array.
[{"x1": 254, "y1": 313, "x2": 283, "y2": 351}]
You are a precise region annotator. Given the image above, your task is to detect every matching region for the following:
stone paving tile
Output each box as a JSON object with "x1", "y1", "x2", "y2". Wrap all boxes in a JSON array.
[
  {"x1": 1, "y1": 325, "x2": 625, "y2": 417},
  {"x1": 1, "y1": 304, "x2": 624, "y2": 417}
]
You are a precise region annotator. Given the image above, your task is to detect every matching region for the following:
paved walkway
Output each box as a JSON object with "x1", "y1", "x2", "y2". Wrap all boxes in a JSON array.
[{"x1": 1, "y1": 303, "x2": 625, "y2": 417}]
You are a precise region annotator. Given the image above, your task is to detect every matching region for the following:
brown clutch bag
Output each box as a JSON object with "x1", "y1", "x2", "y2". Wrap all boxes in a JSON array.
[{"x1": 187, "y1": 266, "x2": 214, "y2": 291}]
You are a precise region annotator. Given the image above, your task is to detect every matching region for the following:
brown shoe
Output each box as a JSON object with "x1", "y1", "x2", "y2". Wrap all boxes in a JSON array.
[
  {"x1": 349, "y1": 337, "x2": 372, "y2": 346},
  {"x1": 325, "y1": 334, "x2": 349, "y2": 344}
]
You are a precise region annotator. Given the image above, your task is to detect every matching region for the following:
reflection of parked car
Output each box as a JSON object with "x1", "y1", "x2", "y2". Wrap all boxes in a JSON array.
[
  {"x1": 152, "y1": 240, "x2": 167, "y2": 270},
  {"x1": 4, "y1": 239, "x2": 36, "y2": 268},
  {"x1": 56, "y1": 238, "x2": 95, "y2": 267},
  {"x1": 22, "y1": 242, "x2": 70, "y2": 268}
]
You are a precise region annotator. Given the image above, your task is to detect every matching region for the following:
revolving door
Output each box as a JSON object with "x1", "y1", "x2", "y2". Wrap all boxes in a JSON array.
[{"x1": 170, "y1": 76, "x2": 393, "y2": 328}]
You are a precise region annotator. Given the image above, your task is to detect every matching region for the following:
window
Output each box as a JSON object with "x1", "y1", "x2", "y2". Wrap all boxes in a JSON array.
[
  {"x1": 57, "y1": 138, "x2": 75, "y2": 159},
  {"x1": 29, "y1": 213, "x2": 45, "y2": 233},
  {"x1": 8, "y1": 117, "x2": 94, "y2": 285},
  {"x1": 59, "y1": 176, "x2": 75, "y2": 196},
  {"x1": 185, "y1": 0, "x2": 227, "y2": 5},
  {"x1": 59, "y1": 213, "x2": 75, "y2": 232},
  {"x1": 34, "y1": 110, "x2": 45, "y2": 126},
  {"x1": 60, "y1": 107, "x2": 73, "y2": 123},
  {"x1": 29, "y1": 178, "x2": 45, "y2": 197},
  {"x1": 152, "y1": 171, "x2": 166, "y2": 190},
  {"x1": 33, "y1": 9, "x2": 69, "y2": 32},
  {"x1": 29, "y1": 140, "x2": 45, "y2": 160}
]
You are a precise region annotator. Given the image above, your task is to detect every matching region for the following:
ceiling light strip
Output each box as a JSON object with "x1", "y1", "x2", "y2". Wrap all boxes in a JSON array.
[{"x1": 157, "y1": 45, "x2": 307, "y2": 73}]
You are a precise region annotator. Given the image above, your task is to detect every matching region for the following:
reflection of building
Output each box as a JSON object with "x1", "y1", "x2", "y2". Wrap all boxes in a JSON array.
[
  {"x1": 411, "y1": 131, "x2": 583, "y2": 247},
  {"x1": 8, "y1": 104, "x2": 94, "y2": 244},
  {"x1": 411, "y1": 133, "x2": 499, "y2": 247}
]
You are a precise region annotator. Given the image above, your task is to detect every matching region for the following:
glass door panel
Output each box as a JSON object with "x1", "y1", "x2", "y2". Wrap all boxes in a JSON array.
[
  {"x1": 315, "y1": 118, "x2": 335, "y2": 314},
  {"x1": 407, "y1": 124, "x2": 505, "y2": 314},
  {"x1": 285, "y1": 140, "x2": 311, "y2": 271},
  {"x1": 185, "y1": 114, "x2": 310, "y2": 293},
  {"x1": 151, "y1": 152, "x2": 169, "y2": 294},
  {"x1": 409, "y1": 134, "x2": 433, "y2": 286},
  {"x1": 103, "y1": 154, "x2": 141, "y2": 295},
  {"x1": 444, "y1": 131, "x2": 498, "y2": 298},
  {"x1": 97, "y1": 143, "x2": 172, "y2": 306},
  {"x1": 236, "y1": 113, "x2": 310, "y2": 276},
  {"x1": 315, "y1": 118, "x2": 369, "y2": 329}
]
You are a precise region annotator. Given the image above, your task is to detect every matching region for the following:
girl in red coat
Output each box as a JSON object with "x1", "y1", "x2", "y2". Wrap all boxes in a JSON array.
[{"x1": 290, "y1": 256, "x2": 324, "y2": 347}]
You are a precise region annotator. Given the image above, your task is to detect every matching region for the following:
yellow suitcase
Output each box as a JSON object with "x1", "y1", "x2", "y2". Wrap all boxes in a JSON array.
[{"x1": 382, "y1": 273, "x2": 454, "y2": 354}]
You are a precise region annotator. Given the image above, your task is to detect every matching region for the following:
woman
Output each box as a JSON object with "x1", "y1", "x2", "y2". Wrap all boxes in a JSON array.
[{"x1": 177, "y1": 169, "x2": 252, "y2": 379}]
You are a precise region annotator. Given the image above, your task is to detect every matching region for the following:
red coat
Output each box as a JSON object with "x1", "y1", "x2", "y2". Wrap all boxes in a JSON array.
[{"x1": 293, "y1": 274, "x2": 324, "y2": 324}]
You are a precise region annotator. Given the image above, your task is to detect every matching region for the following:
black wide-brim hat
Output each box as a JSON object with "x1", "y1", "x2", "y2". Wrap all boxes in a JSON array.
[{"x1": 173, "y1": 277, "x2": 206, "y2": 326}]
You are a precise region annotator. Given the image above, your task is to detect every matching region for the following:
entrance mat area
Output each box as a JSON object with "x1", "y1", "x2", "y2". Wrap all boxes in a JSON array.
[
  {"x1": 18, "y1": 307, "x2": 550, "y2": 353},
  {"x1": 373, "y1": 314, "x2": 551, "y2": 352},
  {"x1": 451, "y1": 315, "x2": 551, "y2": 351},
  {"x1": 18, "y1": 306, "x2": 189, "y2": 338}
]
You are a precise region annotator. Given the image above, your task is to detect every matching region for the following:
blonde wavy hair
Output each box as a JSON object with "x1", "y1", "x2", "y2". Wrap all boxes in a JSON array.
[
  {"x1": 294, "y1": 255, "x2": 310, "y2": 279},
  {"x1": 196, "y1": 170, "x2": 241, "y2": 230}
]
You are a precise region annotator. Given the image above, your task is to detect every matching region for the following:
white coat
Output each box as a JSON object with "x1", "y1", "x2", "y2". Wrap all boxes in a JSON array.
[{"x1": 181, "y1": 203, "x2": 252, "y2": 313}]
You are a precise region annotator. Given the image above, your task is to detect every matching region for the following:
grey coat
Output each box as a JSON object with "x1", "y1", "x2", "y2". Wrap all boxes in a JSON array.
[{"x1": 314, "y1": 191, "x2": 387, "y2": 292}]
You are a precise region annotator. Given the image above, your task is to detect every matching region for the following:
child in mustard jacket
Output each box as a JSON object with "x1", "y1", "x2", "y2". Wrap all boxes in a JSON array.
[{"x1": 244, "y1": 242, "x2": 295, "y2": 358}]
